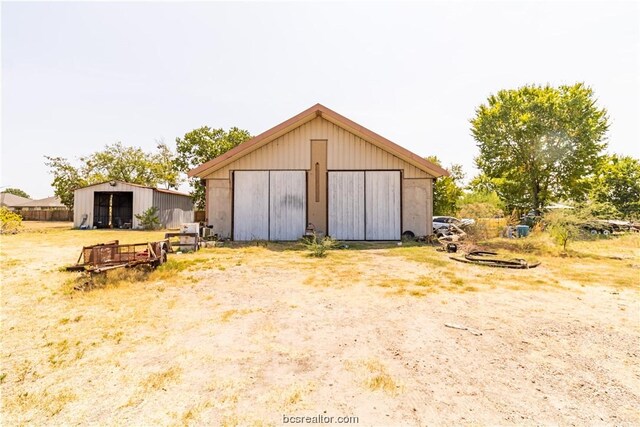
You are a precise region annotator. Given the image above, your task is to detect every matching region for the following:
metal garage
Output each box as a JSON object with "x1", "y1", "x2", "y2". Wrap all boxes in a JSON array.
[
  {"x1": 189, "y1": 104, "x2": 448, "y2": 241},
  {"x1": 73, "y1": 181, "x2": 194, "y2": 229}
]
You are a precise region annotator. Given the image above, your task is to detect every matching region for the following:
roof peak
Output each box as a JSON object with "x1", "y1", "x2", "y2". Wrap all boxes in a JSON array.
[{"x1": 189, "y1": 104, "x2": 449, "y2": 178}]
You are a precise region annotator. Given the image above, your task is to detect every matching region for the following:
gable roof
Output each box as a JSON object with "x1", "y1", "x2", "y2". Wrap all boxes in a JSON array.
[
  {"x1": 14, "y1": 196, "x2": 65, "y2": 208},
  {"x1": 74, "y1": 180, "x2": 191, "y2": 197},
  {"x1": 0, "y1": 193, "x2": 32, "y2": 207},
  {"x1": 188, "y1": 103, "x2": 449, "y2": 178}
]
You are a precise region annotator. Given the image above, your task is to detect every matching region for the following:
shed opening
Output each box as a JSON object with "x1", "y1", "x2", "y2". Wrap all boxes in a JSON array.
[{"x1": 93, "y1": 192, "x2": 133, "y2": 228}]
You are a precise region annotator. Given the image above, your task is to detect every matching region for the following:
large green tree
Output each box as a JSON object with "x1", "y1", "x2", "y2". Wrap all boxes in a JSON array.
[
  {"x1": 175, "y1": 127, "x2": 252, "y2": 209},
  {"x1": 426, "y1": 156, "x2": 465, "y2": 216},
  {"x1": 45, "y1": 142, "x2": 181, "y2": 208},
  {"x1": 590, "y1": 154, "x2": 640, "y2": 218},
  {"x1": 471, "y1": 83, "x2": 609, "y2": 211},
  {"x1": 1, "y1": 188, "x2": 31, "y2": 199},
  {"x1": 44, "y1": 156, "x2": 87, "y2": 208}
]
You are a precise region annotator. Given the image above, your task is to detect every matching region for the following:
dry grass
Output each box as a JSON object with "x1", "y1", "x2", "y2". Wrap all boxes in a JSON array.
[
  {"x1": 141, "y1": 366, "x2": 182, "y2": 391},
  {"x1": 346, "y1": 359, "x2": 400, "y2": 395},
  {"x1": 220, "y1": 308, "x2": 256, "y2": 322},
  {"x1": 1, "y1": 223, "x2": 638, "y2": 425}
]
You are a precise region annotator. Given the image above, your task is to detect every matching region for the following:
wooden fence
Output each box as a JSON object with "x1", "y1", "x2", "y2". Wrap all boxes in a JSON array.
[
  {"x1": 18, "y1": 209, "x2": 73, "y2": 221},
  {"x1": 17, "y1": 209, "x2": 204, "y2": 223}
]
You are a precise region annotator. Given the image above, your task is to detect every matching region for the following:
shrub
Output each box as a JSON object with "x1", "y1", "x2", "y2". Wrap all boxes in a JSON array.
[
  {"x1": 458, "y1": 190, "x2": 505, "y2": 219},
  {"x1": 303, "y1": 234, "x2": 337, "y2": 258},
  {"x1": 545, "y1": 210, "x2": 582, "y2": 252},
  {"x1": 0, "y1": 207, "x2": 22, "y2": 234},
  {"x1": 134, "y1": 207, "x2": 160, "y2": 230},
  {"x1": 458, "y1": 202, "x2": 504, "y2": 220}
]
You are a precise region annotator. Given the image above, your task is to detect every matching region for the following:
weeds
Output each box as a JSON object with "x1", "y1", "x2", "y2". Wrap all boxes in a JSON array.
[
  {"x1": 346, "y1": 359, "x2": 399, "y2": 395},
  {"x1": 220, "y1": 308, "x2": 255, "y2": 322},
  {"x1": 303, "y1": 234, "x2": 337, "y2": 258},
  {"x1": 141, "y1": 366, "x2": 182, "y2": 391}
]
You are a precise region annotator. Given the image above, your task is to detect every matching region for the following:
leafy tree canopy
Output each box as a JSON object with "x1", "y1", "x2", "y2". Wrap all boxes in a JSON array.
[
  {"x1": 45, "y1": 142, "x2": 181, "y2": 208},
  {"x1": 589, "y1": 154, "x2": 640, "y2": 218},
  {"x1": 425, "y1": 156, "x2": 465, "y2": 216},
  {"x1": 1, "y1": 188, "x2": 31, "y2": 199},
  {"x1": 175, "y1": 127, "x2": 252, "y2": 209},
  {"x1": 471, "y1": 83, "x2": 609, "y2": 211}
]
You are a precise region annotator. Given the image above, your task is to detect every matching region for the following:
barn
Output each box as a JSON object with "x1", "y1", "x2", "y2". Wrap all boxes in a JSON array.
[
  {"x1": 73, "y1": 181, "x2": 194, "y2": 229},
  {"x1": 189, "y1": 104, "x2": 448, "y2": 241}
]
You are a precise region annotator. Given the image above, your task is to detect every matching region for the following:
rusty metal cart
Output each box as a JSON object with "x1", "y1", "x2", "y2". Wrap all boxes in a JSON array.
[{"x1": 66, "y1": 240, "x2": 169, "y2": 274}]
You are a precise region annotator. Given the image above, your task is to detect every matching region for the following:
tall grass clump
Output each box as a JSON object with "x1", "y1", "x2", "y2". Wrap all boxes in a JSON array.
[{"x1": 303, "y1": 234, "x2": 337, "y2": 258}]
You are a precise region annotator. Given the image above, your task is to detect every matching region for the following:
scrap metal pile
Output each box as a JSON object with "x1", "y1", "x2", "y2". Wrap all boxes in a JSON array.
[{"x1": 450, "y1": 250, "x2": 540, "y2": 269}]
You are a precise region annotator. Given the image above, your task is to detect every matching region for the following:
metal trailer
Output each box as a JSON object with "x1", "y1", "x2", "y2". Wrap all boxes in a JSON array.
[{"x1": 66, "y1": 240, "x2": 168, "y2": 274}]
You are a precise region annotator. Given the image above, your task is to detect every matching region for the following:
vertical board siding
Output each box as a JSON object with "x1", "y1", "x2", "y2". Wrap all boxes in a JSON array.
[
  {"x1": 365, "y1": 171, "x2": 401, "y2": 240},
  {"x1": 328, "y1": 172, "x2": 365, "y2": 240},
  {"x1": 402, "y1": 179, "x2": 429, "y2": 236},
  {"x1": 207, "y1": 179, "x2": 232, "y2": 238},
  {"x1": 269, "y1": 171, "x2": 306, "y2": 241},
  {"x1": 426, "y1": 178, "x2": 434, "y2": 236},
  {"x1": 205, "y1": 117, "x2": 432, "y2": 179},
  {"x1": 233, "y1": 171, "x2": 269, "y2": 241},
  {"x1": 153, "y1": 191, "x2": 194, "y2": 229}
]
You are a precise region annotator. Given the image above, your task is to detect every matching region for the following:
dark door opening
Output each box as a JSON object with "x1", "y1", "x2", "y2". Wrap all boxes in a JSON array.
[{"x1": 93, "y1": 192, "x2": 133, "y2": 228}]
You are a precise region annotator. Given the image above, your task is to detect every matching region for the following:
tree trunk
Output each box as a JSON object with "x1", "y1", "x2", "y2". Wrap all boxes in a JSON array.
[{"x1": 531, "y1": 181, "x2": 540, "y2": 211}]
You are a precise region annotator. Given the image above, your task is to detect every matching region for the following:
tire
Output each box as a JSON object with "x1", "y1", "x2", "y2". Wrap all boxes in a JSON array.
[
  {"x1": 152, "y1": 249, "x2": 167, "y2": 268},
  {"x1": 590, "y1": 229, "x2": 598, "y2": 235}
]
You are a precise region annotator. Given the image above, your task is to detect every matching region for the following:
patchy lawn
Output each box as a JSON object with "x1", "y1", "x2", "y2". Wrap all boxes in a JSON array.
[{"x1": 1, "y1": 223, "x2": 639, "y2": 425}]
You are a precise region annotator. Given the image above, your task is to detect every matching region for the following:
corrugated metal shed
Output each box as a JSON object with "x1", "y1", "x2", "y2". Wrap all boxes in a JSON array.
[
  {"x1": 73, "y1": 181, "x2": 193, "y2": 229},
  {"x1": 153, "y1": 189, "x2": 195, "y2": 229}
]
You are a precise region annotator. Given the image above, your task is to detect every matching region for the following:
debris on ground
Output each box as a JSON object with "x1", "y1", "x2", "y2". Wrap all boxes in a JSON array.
[
  {"x1": 444, "y1": 323, "x2": 483, "y2": 336},
  {"x1": 450, "y1": 250, "x2": 541, "y2": 269},
  {"x1": 435, "y1": 223, "x2": 467, "y2": 242}
]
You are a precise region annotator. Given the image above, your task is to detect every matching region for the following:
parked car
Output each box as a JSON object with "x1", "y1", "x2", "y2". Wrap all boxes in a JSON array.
[{"x1": 432, "y1": 216, "x2": 475, "y2": 231}]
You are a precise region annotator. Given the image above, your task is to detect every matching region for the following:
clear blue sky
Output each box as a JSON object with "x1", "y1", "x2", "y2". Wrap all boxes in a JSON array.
[{"x1": 2, "y1": 1, "x2": 639, "y2": 198}]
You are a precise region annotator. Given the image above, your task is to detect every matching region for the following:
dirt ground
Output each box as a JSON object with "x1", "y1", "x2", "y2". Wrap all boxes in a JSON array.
[{"x1": 1, "y1": 222, "x2": 639, "y2": 426}]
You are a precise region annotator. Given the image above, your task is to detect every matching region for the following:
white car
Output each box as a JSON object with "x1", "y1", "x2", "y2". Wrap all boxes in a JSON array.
[{"x1": 432, "y1": 216, "x2": 475, "y2": 231}]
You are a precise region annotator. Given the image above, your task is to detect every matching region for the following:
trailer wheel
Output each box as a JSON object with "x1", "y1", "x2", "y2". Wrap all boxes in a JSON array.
[
  {"x1": 159, "y1": 249, "x2": 167, "y2": 265},
  {"x1": 152, "y1": 249, "x2": 167, "y2": 268}
]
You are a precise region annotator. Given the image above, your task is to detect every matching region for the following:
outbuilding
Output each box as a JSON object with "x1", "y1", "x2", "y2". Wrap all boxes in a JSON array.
[
  {"x1": 73, "y1": 181, "x2": 194, "y2": 229},
  {"x1": 189, "y1": 104, "x2": 448, "y2": 241}
]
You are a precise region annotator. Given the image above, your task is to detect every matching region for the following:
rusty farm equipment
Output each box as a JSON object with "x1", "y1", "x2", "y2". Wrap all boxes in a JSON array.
[{"x1": 66, "y1": 240, "x2": 169, "y2": 274}]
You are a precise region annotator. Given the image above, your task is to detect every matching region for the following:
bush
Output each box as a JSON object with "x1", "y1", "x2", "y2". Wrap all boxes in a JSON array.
[
  {"x1": 544, "y1": 210, "x2": 582, "y2": 252},
  {"x1": 303, "y1": 234, "x2": 337, "y2": 258},
  {"x1": 458, "y1": 190, "x2": 505, "y2": 219},
  {"x1": 0, "y1": 207, "x2": 22, "y2": 234},
  {"x1": 134, "y1": 207, "x2": 160, "y2": 230},
  {"x1": 458, "y1": 202, "x2": 504, "y2": 220}
]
